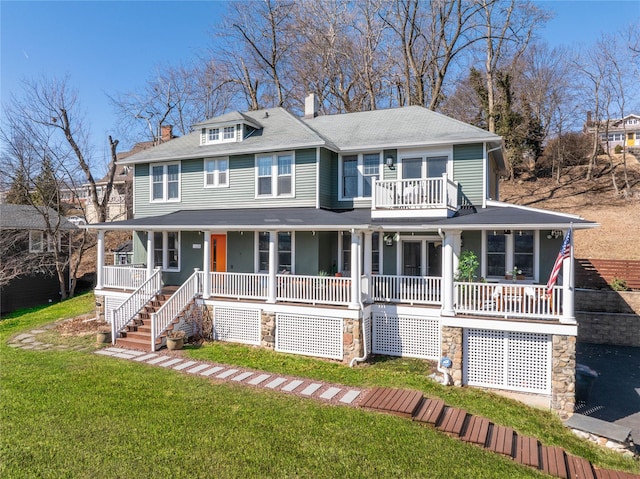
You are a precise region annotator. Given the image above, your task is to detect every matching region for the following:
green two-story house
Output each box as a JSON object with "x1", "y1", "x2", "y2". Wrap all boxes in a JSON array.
[{"x1": 89, "y1": 96, "x2": 597, "y2": 416}]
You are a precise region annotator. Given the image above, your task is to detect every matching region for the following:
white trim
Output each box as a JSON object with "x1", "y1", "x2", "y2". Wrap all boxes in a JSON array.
[
  {"x1": 483, "y1": 230, "x2": 538, "y2": 282},
  {"x1": 486, "y1": 199, "x2": 587, "y2": 221},
  {"x1": 29, "y1": 230, "x2": 44, "y2": 253},
  {"x1": 315, "y1": 147, "x2": 320, "y2": 209},
  {"x1": 203, "y1": 157, "x2": 230, "y2": 188},
  {"x1": 397, "y1": 146, "x2": 452, "y2": 180},
  {"x1": 153, "y1": 231, "x2": 181, "y2": 272},
  {"x1": 255, "y1": 151, "x2": 295, "y2": 198},
  {"x1": 442, "y1": 315, "x2": 577, "y2": 336},
  {"x1": 149, "y1": 162, "x2": 181, "y2": 203},
  {"x1": 202, "y1": 298, "x2": 363, "y2": 320},
  {"x1": 256, "y1": 230, "x2": 295, "y2": 274},
  {"x1": 338, "y1": 151, "x2": 382, "y2": 200}
]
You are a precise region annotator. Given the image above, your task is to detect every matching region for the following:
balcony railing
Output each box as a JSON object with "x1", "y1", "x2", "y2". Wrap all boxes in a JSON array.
[
  {"x1": 372, "y1": 174, "x2": 458, "y2": 212},
  {"x1": 371, "y1": 275, "x2": 442, "y2": 305},
  {"x1": 209, "y1": 272, "x2": 269, "y2": 300},
  {"x1": 454, "y1": 282, "x2": 562, "y2": 320},
  {"x1": 103, "y1": 266, "x2": 148, "y2": 290},
  {"x1": 277, "y1": 274, "x2": 351, "y2": 305}
]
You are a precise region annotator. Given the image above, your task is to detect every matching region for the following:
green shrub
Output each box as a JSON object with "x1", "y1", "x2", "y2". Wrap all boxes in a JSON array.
[
  {"x1": 614, "y1": 144, "x2": 623, "y2": 154},
  {"x1": 610, "y1": 277, "x2": 629, "y2": 291}
]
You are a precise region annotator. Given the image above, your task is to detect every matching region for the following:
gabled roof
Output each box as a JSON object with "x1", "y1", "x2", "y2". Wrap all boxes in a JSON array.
[
  {"x1": 302, "y1": 106, "x2": 502, "y2": 151},
  {"x1": 0, "y1": 205, "x2": 76, "y2": 230},
  {"x1": 119, "y1": 105, "x2": 503, "y2": 165},
  {"x1": 118, "y1": 108, "x2": 328, "y2": 165}
]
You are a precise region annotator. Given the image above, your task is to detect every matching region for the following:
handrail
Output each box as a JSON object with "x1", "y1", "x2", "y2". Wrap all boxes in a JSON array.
[
  {"x1": 209, "y1": 272, "x2": 269, "y2": 300},
  {"x1": 150, "y1": 270, "x2": 202, "y2": 350},
  {"x1": 276, "y1": 274, "x2": 351, "y2": 305},
  {"x1": 370, "y1": 275, "x2": 442, "y2": 305},
  {"x1": 111, "y1": 269, "x2": 161, "y2": 344}
]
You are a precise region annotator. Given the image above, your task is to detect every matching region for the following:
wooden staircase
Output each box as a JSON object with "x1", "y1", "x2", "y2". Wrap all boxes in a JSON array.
[{"x1": 115, "y1": 287, "x2": 178, "y2": 351}]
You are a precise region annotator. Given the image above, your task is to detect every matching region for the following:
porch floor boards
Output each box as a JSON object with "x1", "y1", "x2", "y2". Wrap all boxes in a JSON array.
[{"x1": 357, "y1": 387, "x2": 638, "y2": 479}]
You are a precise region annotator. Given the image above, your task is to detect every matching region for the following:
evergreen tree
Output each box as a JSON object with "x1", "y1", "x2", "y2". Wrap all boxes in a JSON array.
[
  {"x1": 33, "y1": 156, "x2": 60, "y2": 211},
  {"x1": 5, "y1": 168, "x2": 32, "y2": 205}
]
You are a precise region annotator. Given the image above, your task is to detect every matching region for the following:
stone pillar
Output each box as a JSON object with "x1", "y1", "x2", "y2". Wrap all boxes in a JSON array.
[
  {"x1": 551, "y1": 334, "x2": 576, "y2": 418},
  {"x1": 342, "y1": 317, "x2": 364, "y2": 364},
  {"x1": 202, "y1": 231, "x2": 211, "y2": 299},
  {"x1": 96, "y1": 230, "x2": 105, "y2": 289},
  {"x1": 267, "y1": 231, "x2": 277, "y2": 304},
  {"x1": 261, "y1": 311, "x2": 276, "y2": 349},
  {"x1": 441, "y1": 325, "x2": 463, "y2": 386}
]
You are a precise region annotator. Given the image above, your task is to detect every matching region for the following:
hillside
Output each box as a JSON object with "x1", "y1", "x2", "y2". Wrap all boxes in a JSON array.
[{"x1": 499, "y1": 154, "x2": 640, "y2": 260}]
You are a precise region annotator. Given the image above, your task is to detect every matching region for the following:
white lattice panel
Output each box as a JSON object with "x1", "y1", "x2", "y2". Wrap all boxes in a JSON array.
[
  {"x1": 276, "y1": 314, "x2": 342, "y2": 360},
  {"x1": 372, "y1": 314, "x2": 440, "y2": 359},
  {"x1": 506, "y1": 332, "x2": 551, "y2": 393},
  {"x1": 363, "y1": 314, "x2": 372, "y2": 357},
  {"x1": 213, "y1": 307, "x2": 261, "y2": 345},
  {"x1": 464, "y1": 329, "x2": 505, "y2": 387},
  {"x1": 105, "y1": 296, "x2": 125, "y2": 325},
  {"x1": 464, "y1": 329, "x2": 551, "y2": 394}
]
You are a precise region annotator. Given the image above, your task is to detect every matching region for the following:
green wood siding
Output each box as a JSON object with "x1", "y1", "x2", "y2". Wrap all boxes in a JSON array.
[
  {"x1": 318, "y1": 148, "x2": 334, "y2": 209},
  {"x1": 382, "y1": 149, "x2": 397, "y2": 181},
  {"x1": 227, "y1": 231, "x2": 254, "y2": 273},
  {"x1": 453, "y1": 143, "x2": 484, "y2": 207},
  {"x1": 461, "y1": 231, "x2": 482, "y2": 279},
  {"x1": 134, "y1": 149, "x2": 317, "y2": 218},
  {"x1": 295, "y1": 232, "x2": 319, "y2": 275}
]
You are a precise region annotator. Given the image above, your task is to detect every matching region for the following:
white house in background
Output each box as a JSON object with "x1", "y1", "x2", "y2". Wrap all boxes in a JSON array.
[
  {"x1": 87, "y1": 95, "x2": 598, "y2": 416},
  {"x1": 585, "y1": 113, "x2": 640, "y2": 151}
]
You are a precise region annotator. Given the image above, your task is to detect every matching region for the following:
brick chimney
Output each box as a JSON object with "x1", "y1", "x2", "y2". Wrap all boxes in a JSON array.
[
  {"x1": 160, "y1": 124, "x2": 173, "y2": 143},
  {"x1": 304, "y1": 93, "x2": 318, "y2": 119}
]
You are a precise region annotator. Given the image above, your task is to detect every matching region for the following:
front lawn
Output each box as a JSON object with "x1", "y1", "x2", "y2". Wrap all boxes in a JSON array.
[{"x1": 1, "y1": 294, "x2": 637, "y2": 477}]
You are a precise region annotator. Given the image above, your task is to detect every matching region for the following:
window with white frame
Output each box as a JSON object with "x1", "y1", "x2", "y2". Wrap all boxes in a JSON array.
[
  {"x1": 204, "y1": 158, "x2": 229, "y2": 187},
  {"x1": 342, "y1": 232, "x2": 351, "y2": 273},
  {"x1": 257, "y1": 231, "x2": 293, "y2": 273},
  {"x1": 200, "y1": 124, "x2": 240, "y2": 145},
  {"x1": 208, "y1": 128, "x2": 220, "y2": 142},
  {"x1": 256, "y1": 153, "x2": 294, "y2": 197},
  {"x1": 340, "y1": 153, "x2": 380, "y2": 199},
  {"x1": 485, "y1": 231, "x2": 535, "y2": 279},
  {"x1": 371, "y1": 232, "x2": 380, "y2": 274},
  {"x1": 151, "y1": 163, "x2": 180, "y2": 202},
  {"x1": 223, "y1": 126, "x2": 235, "y2": 140},
  {"x1": 29, "y1": 231, "x2": 44, "y2": 253},
  {"x1": 153, "y1": 231, "x2": 180, "y2": 271}
]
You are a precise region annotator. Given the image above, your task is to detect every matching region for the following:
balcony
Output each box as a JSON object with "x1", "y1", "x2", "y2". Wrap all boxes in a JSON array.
[{"x1": 371, "y1": 174, "x2": 458, "y2": 219}]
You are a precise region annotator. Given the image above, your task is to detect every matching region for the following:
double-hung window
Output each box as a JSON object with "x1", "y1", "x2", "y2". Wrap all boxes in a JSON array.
[
  {"x1": 208, "y1": 128, "x2": 220, "y2": 142},
  {"x1": 256, "y1": 152, "x2": 294, "y2": 197},
  {"x1": 29, "y1": 231, "x2": 56, "y2": 253},
  {"x1": 223, "y1": 126, "x2": 235, "y2": 140},
  {"x1": 151, "y1": 163, "x2": 180, "y2": 202},
  {"x1": 153, "y1": 232, "x2": 180, "y2": 271},
  {"x1": 257, "y1": 231, "x2": 293, "y2": 273},
  {"x1": 339, "y1": 153, "x2": 380, "y2": 199},
  {"x1": 204, "y1": 158, "x2": 229, "y2": 187}
]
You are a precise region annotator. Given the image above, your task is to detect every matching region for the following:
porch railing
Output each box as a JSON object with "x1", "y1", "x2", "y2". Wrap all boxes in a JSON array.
[
  {"x1": 209, "y1": 272, "x2": 269, "y2": 300},
  {"x1": 372, "y1": 175, "x2": 458, "y2": 210},
  {"x1": 103, "y1": 266, "x2": 148, "y2": 290},
  {"x1": 151, "y1": 270, "x2": 202, "y2": 351},
  {"x1": 454, "y1": 282, "x2": 563, "y2": 320},
  {"x1": 111, "y1": 269, "x2": 161, "y2": 344},
  {"x1": 277, "y1": 274, "x2": 351, "y2": 305},
  {"x1": 371, "y1": 275, "x2": 442, "y2": 305}
]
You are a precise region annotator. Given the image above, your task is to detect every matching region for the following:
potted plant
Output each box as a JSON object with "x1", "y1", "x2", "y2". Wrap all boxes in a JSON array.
[
  {"x1": 166, "y1": 330, "x2": 186, "y2": 350},
  {"x1": 96, "y1": 325, "x2": 112, "y2": 344}
]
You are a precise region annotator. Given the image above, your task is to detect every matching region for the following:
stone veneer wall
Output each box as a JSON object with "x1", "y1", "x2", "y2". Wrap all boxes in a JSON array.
[
  {"x1": 551, "y1": 334, "x2": 576, "y2": 419},
  {"x1": 95, "y1": 293, "x2": 106, "y2": 321},
  {"x1": 261, "y1": 311, "x2": 276, "y2": 349},
  {"x1": 441, "y1": 325, "x2": 463, "y2": 386},
  {"x1": 343, "y1": 317, "x2": 364, "y2": 364}
]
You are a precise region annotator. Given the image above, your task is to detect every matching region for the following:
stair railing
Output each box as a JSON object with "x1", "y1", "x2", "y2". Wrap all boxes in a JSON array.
[
  {"x1": 111, "y1": 269, "x2": 162, "y2": 344},
  {"x1": 150, "y1": 270, "x2": 202, "y2": 351}
]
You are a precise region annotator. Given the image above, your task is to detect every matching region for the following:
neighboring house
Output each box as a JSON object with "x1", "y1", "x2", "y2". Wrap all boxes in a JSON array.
[
  {"x1": 0, "y1": 204, "x2": 76, "y2": 314},
  {"x1": 584, "y1": 113, "x2": 640, "y2": 151},
  {"x1": 84, "y1": 125, "x2": 176, "y2": 223},
  {"x1": 89, "y1": 96, "x2": 598, "y2": 416}
]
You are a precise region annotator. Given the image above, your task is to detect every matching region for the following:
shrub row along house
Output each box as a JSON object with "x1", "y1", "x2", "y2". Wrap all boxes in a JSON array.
[{"x1": 89, "y1": 96, "x2": 597, "y2": 416}]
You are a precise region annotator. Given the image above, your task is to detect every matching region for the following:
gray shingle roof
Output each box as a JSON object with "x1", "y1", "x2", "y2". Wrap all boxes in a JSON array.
[
  {"x1": 88, "y1": 205, "x2": 596, "y2": 231},
  {"x1": 118, "y1": 108, "x2": 327, "y2": 165},
  {"x1": 302, "y1": 106, "x2": 502, "y2": 151},
  {"x1": 0, "y1": 205, "x2": 76, "y2": 230}
]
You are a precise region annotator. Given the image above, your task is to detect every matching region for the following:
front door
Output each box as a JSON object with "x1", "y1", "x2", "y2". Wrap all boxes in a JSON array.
[
  {"x1": 627, "y1": 132, "x2": 635, "y2": 147},
  {"x1": 210, "y1": 234, "x2": 227, "y2": 272}
]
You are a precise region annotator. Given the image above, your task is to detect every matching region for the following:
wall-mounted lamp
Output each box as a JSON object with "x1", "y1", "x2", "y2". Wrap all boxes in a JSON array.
[
  {"x1": 503, "y1": 230, "x2": 512, "y2": 235},
  {"x1": 547, "y1": 230, "x2": 562, "y2": 240},
  {"x1": 385, "y1": 155, "x2": 395, "y2": 170},
  {"x1": 384, "y1": 233, "x2": 399, "y2": 246}
]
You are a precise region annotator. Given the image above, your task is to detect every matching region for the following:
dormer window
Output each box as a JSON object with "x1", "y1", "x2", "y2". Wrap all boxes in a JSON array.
[
  {"x1": 208, "y1": 128, "x2": 220, "y2": 142},
  {"x1": 223, "y1": 126, "x2": 235, "y2": 140},
  {"x1": 201, "y1": 124, "x2": 240, "y2": 145}
]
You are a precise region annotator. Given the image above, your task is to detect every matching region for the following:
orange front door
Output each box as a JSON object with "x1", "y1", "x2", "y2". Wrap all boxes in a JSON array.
[{"x1": 210, "y1": 234, "x2": 227, "y2": 272}]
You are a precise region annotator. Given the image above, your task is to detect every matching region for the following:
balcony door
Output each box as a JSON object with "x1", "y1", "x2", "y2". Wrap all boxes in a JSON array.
[
  {"x1": 210, "y1": 234, "x2": 227, "y2": 272},
  {"x1": 401, "y1": 156, "x2": 448, "y2": 179}
]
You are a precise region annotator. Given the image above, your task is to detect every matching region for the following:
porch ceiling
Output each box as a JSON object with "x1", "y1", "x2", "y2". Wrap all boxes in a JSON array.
[{"x1": 86, "y1": 204, "x2": 597, "y2": 232}]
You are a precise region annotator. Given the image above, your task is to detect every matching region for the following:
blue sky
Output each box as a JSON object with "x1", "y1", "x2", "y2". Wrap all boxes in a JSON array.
[{"x1": 2, "y1": 0, "x2": 639, "y2": 173}]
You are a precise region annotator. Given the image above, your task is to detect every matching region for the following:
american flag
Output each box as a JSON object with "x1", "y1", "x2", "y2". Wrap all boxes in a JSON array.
[{"x1": 546, "y1": 228, "x2": 572, "y2": 297}]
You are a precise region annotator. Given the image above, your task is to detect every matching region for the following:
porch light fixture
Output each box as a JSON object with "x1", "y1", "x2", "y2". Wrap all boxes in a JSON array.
[
  {"x1": 385, "y1": 155, "x2": 395, "y2": 169},
  {"x1": 547, "y1": 229, "x2": 562, "y2": 240}
]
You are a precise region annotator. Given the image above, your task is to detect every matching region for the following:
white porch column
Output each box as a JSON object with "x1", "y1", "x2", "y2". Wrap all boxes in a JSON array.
[
  {"x1": 146, "y1": 231, "x2": 154, "y2": 280},
  {"x1": 349, "y1": 230, "x2": 361, "y2": 309},
  {"x1": 452, "y1": 231, "x2": 462, "y2": 278},
  {"x1": 267, "y1": 231, "x2": 277, "y2": 304},
  {"x1": 363, "y1": 231, "x2": 372, "y2": 276},
  {"x1": 202, "y1": 231, "x2": 211, "y2": 299},
  {"x1": 96, "y1": 230, "x2": 105, "y2": 289},
  {"x1": 442, "y1": 230, "x2": 460, "y2": 317},
  {"x1": 561, "y1": 237, "x2": 576, "y2": 324}
]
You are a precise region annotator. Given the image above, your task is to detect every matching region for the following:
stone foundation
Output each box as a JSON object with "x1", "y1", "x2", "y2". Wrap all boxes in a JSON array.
[
  {"x1": 260, "y1": 311, "x2": 276, "y2": 349},
  {"x1": 551, "y1": 334, "x2": 576, "y2": 419},
  {"x1": 343, "y1": 317, "x2": 364, "y2": 364},
  {"x1": 441, "y1": 325, "x2": 463, "y2": 386},
  {"x1": 94, "y1": 293, "x2": 105, "y2": 322}
]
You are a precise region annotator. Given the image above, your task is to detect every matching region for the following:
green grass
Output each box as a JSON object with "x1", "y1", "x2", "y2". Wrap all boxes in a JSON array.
[{"x1": 1, "y1": 296, "x2": 638, "y2": 478}]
